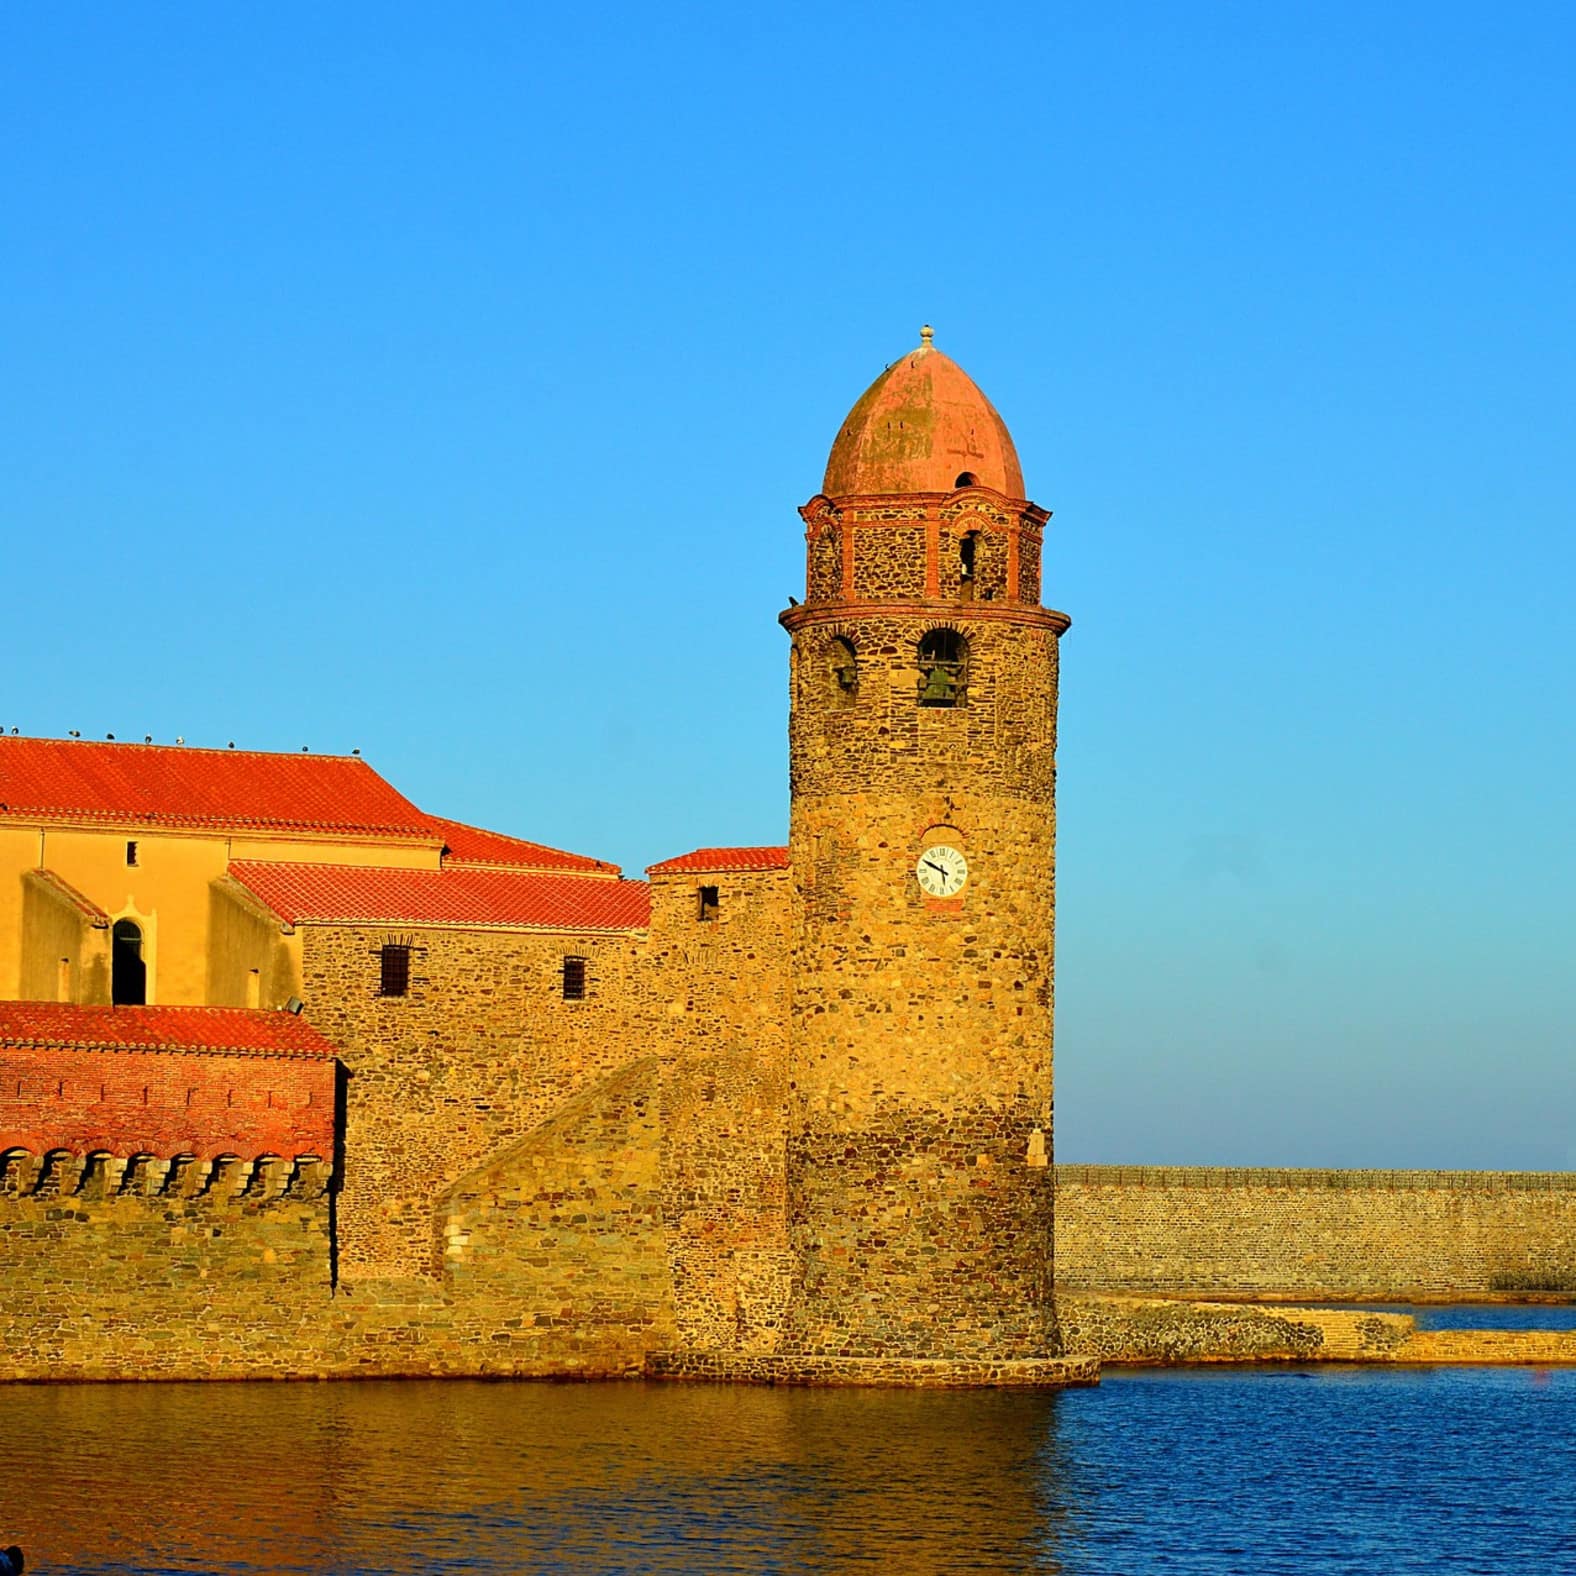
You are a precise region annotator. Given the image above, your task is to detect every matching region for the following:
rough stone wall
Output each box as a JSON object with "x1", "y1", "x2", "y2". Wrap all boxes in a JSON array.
[
  {"x1": 0, "y1": 1153, "x2": 334, "y2": 1380},
  {"x1": 645, "y1": 867, "x2": 793, "y2": 1353},
  {"x1": 807, "y1": 519, "x2": 843, "y2": 600},
  {"x1": 438, "y1": 1057, "x2": 676, "y2": 1368},
  {"x1": 851, "y1": 521, "x2": 928, "y2": 600},
  {"x1": 783, "y1": 570, "x2": 1068, "y2": 1356},
  {"x1": 1056, "y1": 1166, "x2": 1576, "y2": 1299},
  {"x1": 298, "y1": 923, "x2": 649, "y2": 1279},
  {"x1": 1015, "y1": 521, "x2": 1043, "y2": 605},
  {"x1": 0, "y1": 1062, "x2": 678, "y2": 1380}
]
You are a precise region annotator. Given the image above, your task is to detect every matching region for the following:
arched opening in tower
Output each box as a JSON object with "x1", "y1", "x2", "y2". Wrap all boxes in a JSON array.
[{"x1": 917, "y1": 629, "x2": 968, "y2": 707}]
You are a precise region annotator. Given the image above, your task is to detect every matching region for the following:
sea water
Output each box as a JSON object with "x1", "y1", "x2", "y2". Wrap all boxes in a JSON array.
[{"x1": 3, "y1": 1366, "x2": 1573, "y2": 1574}]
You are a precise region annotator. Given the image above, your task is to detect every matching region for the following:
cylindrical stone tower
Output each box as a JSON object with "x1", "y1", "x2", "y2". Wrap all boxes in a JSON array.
[{"x1": 779, "y1": 328, "x2": 1070, "y2": 1362}]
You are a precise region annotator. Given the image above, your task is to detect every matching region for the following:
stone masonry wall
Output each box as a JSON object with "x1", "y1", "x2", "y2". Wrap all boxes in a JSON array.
[
  {"x1": 1056, "y1": 1166, "x2": 1576, "y2": 1299},
  {"x1": 0, "y1": 1151, "x2": 335, "y2": 1380},
  {"x1": 0, "y1": 1061, "x2": 677, "y2": 1380},
  {"x1": 299, "y1": 923, "x2": 649, "y2": 1279},
  {"x1": 645, "y1": 866, "x2": 793, "y2": 1353},
  {"x1": 784, "y1": 599, "x2": 1068, "y2": 1360}
]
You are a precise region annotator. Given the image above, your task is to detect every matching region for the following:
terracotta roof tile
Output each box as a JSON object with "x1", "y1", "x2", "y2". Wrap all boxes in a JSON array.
[
  {"x1": 646, "y1": 846, "x2": 791, "y2": 876},
  {"x1": 230, "y1": 862, "x2": 651, "y2": 932},
  {"x1": 0, "y1": 737, "x2": 440, "y2": 840},
  {"x1": 0, "y1": 1002, "x2": 337, "y2": 1060},
  {"x1": 428, "y1": 816, "x2": 618, "y2": 875}
]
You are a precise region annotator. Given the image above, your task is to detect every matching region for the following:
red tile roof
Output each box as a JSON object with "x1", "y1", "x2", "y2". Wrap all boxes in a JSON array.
[
  {"x1": 0, "y1": 1002, "x2": 337, "y2": 1060},
  {"x1": 230, "y1": 862, "x2": 651, "y2": 932},
  {"x1": 0, "y1": 737, "x2": 440, "y2": 841},
  {"x1": 428, "y1": 815, "x2": 618, "y2": 875},
  {"x1": 0, "y1": 1004, "x2": 337, "y2": 1161},
  {"x1": 646, "y1": 846, "x2": 791, "y2": 876}
]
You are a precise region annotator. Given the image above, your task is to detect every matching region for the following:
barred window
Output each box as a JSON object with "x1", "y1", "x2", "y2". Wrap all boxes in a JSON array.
[
  {"x1": 379, "y1": 944, "x2": 411, "y2": 998},
  {"x1": 562, "y1": 955, "x2": 587, "y2": 1001}
]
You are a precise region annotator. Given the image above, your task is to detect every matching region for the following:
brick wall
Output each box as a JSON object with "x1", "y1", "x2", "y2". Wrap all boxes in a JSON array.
[
  {"x1": 1056, "y1": 1165, "x2": 1576, "y2": 1299},
  {"x1": 0, "y1": 1042, "x2": 334, "y2": 1160}
]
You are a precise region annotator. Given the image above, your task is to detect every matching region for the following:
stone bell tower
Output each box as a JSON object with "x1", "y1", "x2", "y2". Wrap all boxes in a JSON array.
[{"x1": 779, "y1": 328, "x2": 1072, "y2": 1370}]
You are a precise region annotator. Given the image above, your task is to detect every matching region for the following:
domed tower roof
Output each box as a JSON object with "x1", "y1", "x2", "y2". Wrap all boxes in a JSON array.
[{"x1": 822, "y1": 326, "x2": 1025, "y2": 498}]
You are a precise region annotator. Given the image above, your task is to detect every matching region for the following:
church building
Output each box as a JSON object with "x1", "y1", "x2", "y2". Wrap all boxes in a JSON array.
[{"x1": 0, "y1": 332, "x2": 1091, "y2": 1387}]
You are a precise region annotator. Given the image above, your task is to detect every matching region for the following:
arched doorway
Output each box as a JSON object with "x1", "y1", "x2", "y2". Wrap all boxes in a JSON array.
[{"x1": 111, "y1": 919, "x2": 146, "y2": 1005}]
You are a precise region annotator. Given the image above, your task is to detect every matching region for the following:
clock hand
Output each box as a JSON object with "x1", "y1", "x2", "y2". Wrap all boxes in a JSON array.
[{"x1": 924, "y1": 859, "x2": 949, "y2": 877}]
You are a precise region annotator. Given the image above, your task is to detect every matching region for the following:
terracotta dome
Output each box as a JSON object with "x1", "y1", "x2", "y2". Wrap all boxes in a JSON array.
[{"x1": 822, "y1": 327, "x2": 1025, "y2": 498}]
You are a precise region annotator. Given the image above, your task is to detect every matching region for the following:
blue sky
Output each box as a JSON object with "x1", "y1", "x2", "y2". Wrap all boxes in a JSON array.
[{"x1": 4, "y1": 2, "x2": 1572, "y2": 1167}]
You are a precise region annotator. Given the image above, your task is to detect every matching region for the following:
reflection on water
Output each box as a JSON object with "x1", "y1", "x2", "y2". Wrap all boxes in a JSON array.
[{"x1": 2, "y1": 1368, "x2": 1574, "y2": 1574}]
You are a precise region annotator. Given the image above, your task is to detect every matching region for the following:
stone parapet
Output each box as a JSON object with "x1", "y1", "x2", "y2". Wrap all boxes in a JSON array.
[{"x1": 1056, "y1": 1167, "x2": 1576, "y2": 1299}]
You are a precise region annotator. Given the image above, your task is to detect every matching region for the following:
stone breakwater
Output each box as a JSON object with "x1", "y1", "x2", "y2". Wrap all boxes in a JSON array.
[{"x1": 1059, "y1": 1294, "x2": 1576, "y2": 1366}]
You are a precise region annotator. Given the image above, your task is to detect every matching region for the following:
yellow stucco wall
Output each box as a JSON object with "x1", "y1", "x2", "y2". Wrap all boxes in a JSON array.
[
  {"x1": 1, "y1": 821, "x2": 439, "y2": 1004},
  {"x1": 206, "y1": 879, "x2": 303, "y2": 1010}
]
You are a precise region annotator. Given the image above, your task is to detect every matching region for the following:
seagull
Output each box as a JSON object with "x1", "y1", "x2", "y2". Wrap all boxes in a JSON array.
[
  {"x1": 175, "y1": 736, "x2": 185, "y2": 745},
  {"x1": 68, "y1": 729, "x2": 81, "y2": 738}
]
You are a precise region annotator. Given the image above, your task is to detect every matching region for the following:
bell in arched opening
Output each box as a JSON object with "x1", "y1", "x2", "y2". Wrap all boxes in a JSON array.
[
  {"x1": 917, "y1": 629, "x2": 967, "y2": 707},
  {"x1": 828, "y1": 636, "x2": 858, "y2": 697}
]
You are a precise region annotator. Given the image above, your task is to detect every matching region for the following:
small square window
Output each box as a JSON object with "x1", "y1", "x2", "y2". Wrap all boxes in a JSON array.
[
  {"x1": 379, "y1": 944, "x2": 411, "y2": 998},
  {"x1": 125, "y1": 840, "x2": 139, "y2": 867},
  {"x1": 562, "y1": 956, "x2": 587, "y2": 1001},
  {"x1": 698, "y1": 885, "x2": 720, "y2": 921}
]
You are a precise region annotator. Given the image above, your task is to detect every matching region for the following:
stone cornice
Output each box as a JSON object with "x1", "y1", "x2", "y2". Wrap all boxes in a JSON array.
[
  {"x1": 779, "y1": 599, "x2": 1071, "y2": 636},
  {"x1": 802, "y1": 490, "x2": 1051, "y2": 528}
]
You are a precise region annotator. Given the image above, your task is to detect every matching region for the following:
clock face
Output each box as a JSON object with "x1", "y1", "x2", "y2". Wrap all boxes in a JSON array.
[{"x1": 916, "y1": 844, "x2": 968, "y2": 898}]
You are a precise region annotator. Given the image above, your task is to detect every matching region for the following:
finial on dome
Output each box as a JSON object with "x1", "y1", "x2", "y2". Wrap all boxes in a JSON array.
[{"x1": 919, "y1": 324, "x2": 935, "y2": 349}]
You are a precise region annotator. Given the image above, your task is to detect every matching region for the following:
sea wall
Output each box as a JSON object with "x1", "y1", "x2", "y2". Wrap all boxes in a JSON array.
[
  {"x1": 0, "y1": 1062, "x2": 676, "y2": 1381},
  {"x1": 1056, "y1": 1166, "x2": 1576, "y2": 1299}
]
